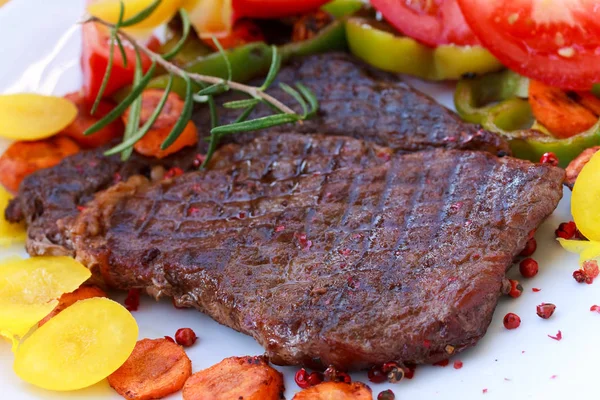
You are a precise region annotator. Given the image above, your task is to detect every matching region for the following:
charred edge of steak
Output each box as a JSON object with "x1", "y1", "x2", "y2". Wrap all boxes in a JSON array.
[{"x1": 66, "y1": 133, "x2": 563, "y2": 370}]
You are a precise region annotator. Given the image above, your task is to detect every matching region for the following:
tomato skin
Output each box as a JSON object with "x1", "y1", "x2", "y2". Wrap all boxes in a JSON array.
[
  {"x1": 81, "y1": 23, "x2": 160, "y2": 104},
  {"x1": 457, "y1": 0, "x2": 600, "y2": 90},
  {"x1": 232, "y1": 0, "x2": 330, "y2": 19},
  {"x1": 202, "y1": 19, "x2": 265, "y2": 50},
  {"x1": 371, "y1": 0, "x2": 481, "y2": 47}
]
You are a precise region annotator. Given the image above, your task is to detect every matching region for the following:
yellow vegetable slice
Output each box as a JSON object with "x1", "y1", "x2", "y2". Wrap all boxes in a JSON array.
[
  {"x1": 0, "y1": 256, "x2": 91, "y2": 340},
  {"x1": 0, "y1": 186, "x2": 26, "y2": 246},
  {"x1": 572, "y1": 151, "x2": 600, "y2": 242},
  {"x1": 88, "y1": 0, "x2": 182, "y2": 31},
  {"x1": 0, "y1": 94, "x2": 77, "y2": 141},
  {"x1": 557, "y1": 238, "x2": 600, "y2": 264},
  {"x1": 14, "y1": 297, "x2": 138, "y2": 391}
]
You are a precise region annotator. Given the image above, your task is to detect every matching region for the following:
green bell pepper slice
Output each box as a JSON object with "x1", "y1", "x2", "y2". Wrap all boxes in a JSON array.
[
  {"x1": 322, "y1": 0, "x2": 364, "y2": 18},
  {"x1": 455, "y1": 70, "x2": 600, "y2": 167},
  {"x1": 346, "y1": 17, "x2": 503, "y2": 81}
]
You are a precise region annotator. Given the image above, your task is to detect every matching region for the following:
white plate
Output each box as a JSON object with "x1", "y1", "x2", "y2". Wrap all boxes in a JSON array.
[{"x1": 0, "y1": 1, "x2": 597, "y2": 399}]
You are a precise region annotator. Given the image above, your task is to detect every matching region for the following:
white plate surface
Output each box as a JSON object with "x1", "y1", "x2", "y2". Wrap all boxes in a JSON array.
[{"x1": 0, "y1": 1, "x2": 597, "y2": 399}]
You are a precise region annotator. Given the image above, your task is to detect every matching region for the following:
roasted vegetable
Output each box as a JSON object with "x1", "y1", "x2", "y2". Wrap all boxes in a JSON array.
[
  {"x1": 0, "y1": 186, "x2": 26, "y2": 246},
  {"x1": 182, "y1": 356, "x2": 284, "y2": 400},
  {"x1": 203, "y1": 19, "x2": 265, "y2": 50},
  {"x1": 14, "y1": 297, "x2": 138, "y2": 391},
  {"x1": 346, "y1": 17, "x2": 502, "y2": 81},
  {"x1": 0, "y1": 136, "x2": 80, "y2": 193},
  {"x1": 571, "y1": 150, "x2": 600, "y2": 242},
  {"x1": 292, "y1": 381, "x2": 373, "y2": 400},
  {"x1": 565, "y1": 146, "x2": 600, "y2": 189},
  {"x1": 455, "y1": 70, "x2": 600, "y2": 167},
  {"x1": 0, "y1": 93, "x2": 77, "y2": 140},
  {"x1": 123, "y1": 89, "x2": 198, "y2": 159},
  {"x1": 108, "y1": 338, "x2": 192, "y2": 400},
  {"x1": 38, "y1": 285, "x2": 107, "y2": 327}
]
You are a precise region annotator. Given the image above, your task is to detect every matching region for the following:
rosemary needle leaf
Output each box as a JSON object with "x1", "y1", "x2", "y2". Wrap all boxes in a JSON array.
[
  {"x1": 105, "y1": 74, "x2": 174, "y2": 156},
  {"x1": 235, "y1": 103, "x2": 258, "y2": 123},
  {"x1": 91, "y1": 32, "x2": 116, "y2": 116},
  {"x1": 114, "y1": 1, "x2": 127, "y2": 67},
  {"x1": 120, "y1": 0, "x2": 162, "y2": 27},
  {"x1": 295, "y1": 82, "x2": 319, "y2": 117},
  {"x1": 212, "y1": 36, "x2": 232, "y2": 81},
  {"x1": 85, "y1": 61, "x2": 157, "y2": 136},
  {"x1": 162, "y1": 8, "x2": 190, "y2": 60},
  {"x1": 161, "y1": 74, "x2": 193, "y2": 150},
  {"x1": 208, "y1": 96, "x2": 219, "y2": 129},
  {"x1": 279, "y1": 82, "x2": 308, "y2": 117},
  {"x1": 121, "y1": 49, "x2": 145, "y2": 160},
  {"x1": 196, "y1": 82, "x2": 228, "y2": 96},
  {"x1": 212, "y1": 113, "x2": 299, "y2": 136},
  {"x1": 222, "y1": 98, "x2": 260, "y2": 109},
  {"x1": 260, "y1": 46, "x2": 281, "y2": 91},
  {"x1": 115, "y1": 35, "x2": 128, "y2": 68}
]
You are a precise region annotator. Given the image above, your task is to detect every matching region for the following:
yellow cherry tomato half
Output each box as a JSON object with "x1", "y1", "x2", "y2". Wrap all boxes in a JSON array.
[
  {"x1": 0, "y1": 94, "x2": 77, "y2": 141},
  {"x1": 0, "y1": 256, "x2": 91, "y2": 340},
  {"x1": 557, "y1": 238, "x2": 600, "y2": 265},
  {"x1": 0, "y1": 186, "x2": 26, "y2": 247},
  {"x1": 572, "y1": 151, "x2": 600, "y2": 242},
  {"x1": 14, "y1": 297, "x2": 138, "y2": 391},
  {"x1": 88, "y1": 0, "x2": 183, "y2": 31}
]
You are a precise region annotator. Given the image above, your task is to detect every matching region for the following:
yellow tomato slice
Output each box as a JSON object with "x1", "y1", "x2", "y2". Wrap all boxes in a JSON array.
[
  {"x1": 186, "y1": 0, "x2": 233, "y2": 39},
  {"x1": 14, "y1": 298, "x2": 138, "y2": 391},
  {"x1": 572, "y1": 151, "x2": 600, "y2": 241},
  {"x1": 558, "y1": 238, "x2": 600, "y2": 264},
  {"x1": 0, "y1": 256, "x2": 91, "y2": 340},
  {"x1": 0, "y1": 186, "x2": 26, "y2": 247},
  {"x1": 88, "y1": 0, "x2": 182, "y2": 31},
  {"x1": 0, "y1": 94, "x2": 77, "y2": 141}
]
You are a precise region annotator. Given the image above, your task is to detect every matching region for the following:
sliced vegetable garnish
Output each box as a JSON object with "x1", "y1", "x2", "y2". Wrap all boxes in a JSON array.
[
  {"x1": 88, "y1": 0, "x2": 182, "y2": 31},
  {"x1": 14, "y1": 297, "x2": 138, "y2": 391},
  {"x1": 0, "y1": 256, "x2": 91, "y2": 340},
  {"x1": 0, "y1": 186, "x2": 26, "y2": 246},
  {"x1": 558, "y1": 239, "x2": 600, "y2": 265},
  {"x1": 0, "y1": 94, "x2": 77, "y2": 140},
  {"x1": 38, "y1": 285, "x2": 107, "y2": 327},
  {"x1": 572, "y1": 151, "x2": 600, "y2": 242}
]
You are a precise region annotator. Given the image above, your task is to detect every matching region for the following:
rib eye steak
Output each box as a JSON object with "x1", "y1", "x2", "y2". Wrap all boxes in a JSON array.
[
  {"x1": 5, "y1": 53, "x2": 509, "y2": 256},
  {"x1": 64, "y1": 133, "x2": 563, "y2": 370}
]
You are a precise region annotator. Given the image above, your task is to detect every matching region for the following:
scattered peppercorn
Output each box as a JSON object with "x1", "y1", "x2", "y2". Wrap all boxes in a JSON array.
[
  {"x1": 453, "y1": 361, "x2": 463, "y2": 369},
  {"x1": 573, "y1": 270, "x2": 586, "y2": 283},
  {"x1": 540, "y1": 152, "x2": 559, "y2": 166},
  {"x1": 590, "y1": 305, "x2": 600, "y2": 313},
  {"x1": 548, "y1": 330, "x2": 562, "y2": 341},
  {"x1": 519, "y1": 238, "x2": 537, "y2": 257},
  {"x1": 433, "y1": 359, "x2": 450, "y2": 367},
  {"x1": 124, "y1": 289, "x2": 140, "y2": 312},
  {"x1": 367, "y1": 366, "x2": 387, "y2": 384},
  {"x1": 175, "y1": 328, "x2": 197, "y2": 347},
  {"x1": 382, "y1": 362, "x2": 404, "y2": 383},
  {"x1": 403, "y1": 364, "x2": 416, "y2": 379},
  {"x1": 536, "y1": 303, "x2": 556, "y2": 319},
  {"x1": 583, "y1": 260, "x2": 599, "y2": 279},
  {"x1": 503, "y1": 313, "x2": 521, "y2": 330},
  {"x1": 532, "y1": 288, "x2": 541, "y2": 292},
  {"x1": 508, "y1": 279, "x2": 523, "y2": 298},
  {"x1": 307, "y1": 371, "x2": 323, "y2": 386},
  {"x1": 519, "y1": 258, "x2": 539, "y2": 278},
  {"x1": 295, "y1": 368, "x2": 310, "y2": 389},
  {"x1": 555, "y1": 221, "x2": 577, "y2": 239},
  {"x1": 323, "y1": 366, "x2": 352, "y2": 384},
  {"x1": 377, "y1": 390, "x2": 395, "y2": 400}
]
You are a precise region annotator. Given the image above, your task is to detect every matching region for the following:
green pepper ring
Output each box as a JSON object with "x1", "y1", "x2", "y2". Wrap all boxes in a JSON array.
[{"x1": 455, "y1": 70, "x2": 600, "y2": 168}]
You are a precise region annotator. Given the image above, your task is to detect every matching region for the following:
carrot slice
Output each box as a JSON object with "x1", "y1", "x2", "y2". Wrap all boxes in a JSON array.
[
  {"x1": 108, "y1": 338, "x2": 192, "y2": 400},
  {"x1": 62, "y1": 91, "x2": 123, "y2": 148},
  {"x1": 292, "y1": 382, "x2": 373, "y2": 400},
  {"x1": 529, "y1": 80, "x2": 599, "y2": 139},
  {"x1": 577, "y1": 92, "x2": 600, "y2": 116},
  {"x1": 124, "y1": 89, "x2": 198, "y2": 159},
  {"x1": 182, "y1": 356, "x2": 284, "y2": 400},
  {"x1": 38, "y1": 285, "x2": 107, "y2": 327},
  {"x1": 0, "y1": 136, "x2": 80, "y2": 193}
]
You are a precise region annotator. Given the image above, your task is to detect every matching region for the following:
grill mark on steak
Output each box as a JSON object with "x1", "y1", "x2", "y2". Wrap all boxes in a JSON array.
[
  {"x1": 66, "y1": 133, "x2": 563, "y2": 370},
  {"x1": 5, "y1": 53, "x2": 509, "y2": 256}
]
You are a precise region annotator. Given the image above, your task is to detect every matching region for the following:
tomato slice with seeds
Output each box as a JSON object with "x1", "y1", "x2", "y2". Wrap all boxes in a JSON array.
[
  {"x1": 457, "y1": 0, "x2": 600, "y2": 90},
  {"x1": 370, "y1": 0, "x2": 481, "y2": 47}
]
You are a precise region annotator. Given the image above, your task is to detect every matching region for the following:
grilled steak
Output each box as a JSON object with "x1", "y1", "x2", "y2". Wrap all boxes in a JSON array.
[
  {"x1": 66, "y1": 133, "x2": 563, "y2": 370},
  {"x1": 5, "y1": 53, "x2": 509, "y2": 255}
]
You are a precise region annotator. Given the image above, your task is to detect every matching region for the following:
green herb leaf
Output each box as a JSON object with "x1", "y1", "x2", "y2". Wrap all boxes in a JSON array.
[
  {"x1": 84, "y1": 60, "x2": 157, "y2": 136},
  {"x1": 222, "y1": 98, "x2": 260, "y2": 109},
  {"x1": 295, "y1": 82, "x2": 319, "y2": 117},
  {"x1": 105, "y1": 74, "x2": 174, "y2": 156},
  {"x1": 162, "y1": 8, "x2": 191, "y2": 60},
  {"x1": 196, "y1": 82, "x2": 228, "y2": 96},
  {"x1": 121, "y1": 48, "x2": 146, "y2": 160},
  {"x1": 279, "y1": 82, "x2": 307, "y2": 117},
  {"x1": 260, "y1": 46, "x2": 281, "y2": 91},
  {"x1": 120, "y1": 0, "x2": 162, "y2": 27},
  {"x1": 160, "y1": 74, "x2": 193, "y2": 150},
  {"x1": 211, "y1": 36, "x2": 232, "y2": 81},
  {"x1": 115, "y1": 35, "x2": 128, "y2": 68},
  {"x1": 212, "y1": 113, "x2": 299, "y2": 135}
]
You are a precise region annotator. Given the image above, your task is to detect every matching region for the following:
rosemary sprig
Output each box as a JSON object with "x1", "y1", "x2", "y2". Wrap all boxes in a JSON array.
[{"x1": 83, "y1": 0, "x2": 319, "y2": 166}]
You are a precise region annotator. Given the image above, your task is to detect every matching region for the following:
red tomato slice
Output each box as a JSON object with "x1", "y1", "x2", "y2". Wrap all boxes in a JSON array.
[
  {"x1": 81, "y1": 23, "x2": 160, "y2": 104},
  {"x1": 370, "y1": 0, "x2": 481, "y2": 47},
  {"x1": 232, "y1": 0, "x2": 330, "y2": 19},
  {"x1": 457, "y1": 0, "x2": 600, "y2": 90}
]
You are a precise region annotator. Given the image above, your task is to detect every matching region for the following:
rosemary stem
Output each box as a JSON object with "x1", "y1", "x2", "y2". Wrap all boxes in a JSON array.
[{"x1": 84, "y1": 16, "x2": 297, "y2": 116}]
